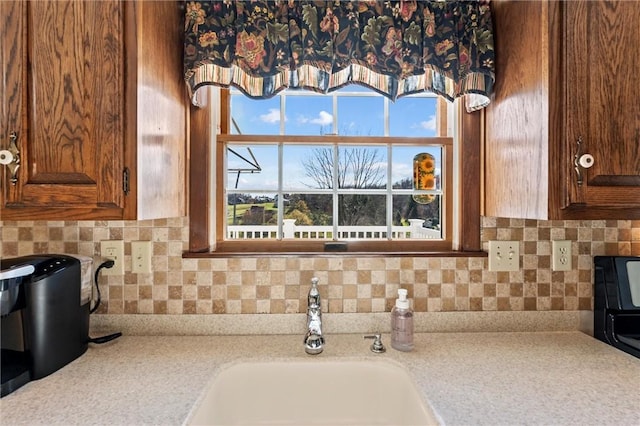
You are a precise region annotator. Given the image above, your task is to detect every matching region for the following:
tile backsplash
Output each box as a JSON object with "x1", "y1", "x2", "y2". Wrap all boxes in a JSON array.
[{"x1": 1, "y1": 217, "x2": 639, "y2": 315}]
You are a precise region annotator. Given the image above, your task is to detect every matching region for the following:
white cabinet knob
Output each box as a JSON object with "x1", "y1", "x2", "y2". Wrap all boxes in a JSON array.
[
  {"x1": 577, "y1": 153, "x2": 594, "y2": 169},
  {"x1": 0, "y1": 149, "x2": 13, "y2": 165}
]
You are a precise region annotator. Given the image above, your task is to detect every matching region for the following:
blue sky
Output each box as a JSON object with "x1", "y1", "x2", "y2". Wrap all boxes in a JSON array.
[
  {"x1": 230, "y1": 87, "x2": 439, "y2": 137},
  {"x1": 227, "y1": 88, "x2": 443, "y2": 191}
]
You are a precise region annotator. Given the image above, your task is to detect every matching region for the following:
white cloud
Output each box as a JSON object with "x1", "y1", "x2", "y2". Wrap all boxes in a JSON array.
[
  {"x1": 298, "y1": 110, "x2": 333, "y2": 126},
  {"x1": 259, "y1": 108, "x2": 281, "y2": 124},
  {"x1": 311, "y1": 111, "x2": 333, "y2": 126},
  {"x1": 418, "y1": 114, "x2": 437, "y2": 131}
]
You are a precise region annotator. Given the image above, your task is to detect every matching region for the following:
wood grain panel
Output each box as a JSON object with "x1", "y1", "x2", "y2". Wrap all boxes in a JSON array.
[
  {"x1": 2, "y1": 0, "x2": 187, "y2": 220},
  {"x1": 21, "y1": 184, "x2": 97, "y2": 205},
  {"x1": 2, "y1": 0, "x2": 125, "y2": 216},
  {"x1": 0, "y1": 0, "x2": 25, "y2": 203},
  {"x1": 459, "y1": 102, "x2": 482, "y2": 252},
  {"x1": 485, "y1": 0, "x2": 640, "y2": 220},
  {"x1": 565, "y1": 0, "x2": 640, "y2": 210},
  {"x1": 128, "y1": 0, "x2": 187, "y2": 220},
  {"x1": 27, "y1": 1, "x2": 123, "y2": 189},
  {"x1": 189, "y1": 89, "x2": 212, "y2": 253},
  {"x1": 484, "y1": 0, "x2": 550, "y2": 220}
]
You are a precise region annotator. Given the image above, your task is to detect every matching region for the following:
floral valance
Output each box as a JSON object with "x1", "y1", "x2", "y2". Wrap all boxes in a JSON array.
[{"x1": 184, "y1": 1, "x2": 495, "y2": 112}]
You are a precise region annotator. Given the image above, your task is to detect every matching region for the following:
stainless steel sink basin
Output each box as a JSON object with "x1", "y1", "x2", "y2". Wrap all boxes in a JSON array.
[{"x1": 186, "y1": 359, "x2": 439, "y2": 425}]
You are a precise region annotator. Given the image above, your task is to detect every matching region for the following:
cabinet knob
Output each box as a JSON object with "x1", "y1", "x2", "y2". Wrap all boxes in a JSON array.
[
  {"x1": 577, "y1": 154, "x2": 594, "y2": 169},
  {"x1": 1, "y1": 132, "x2": 20, "y2": 185},
  {"x1": 0, "y1": 150, "x2": 14, "y2": 165}
]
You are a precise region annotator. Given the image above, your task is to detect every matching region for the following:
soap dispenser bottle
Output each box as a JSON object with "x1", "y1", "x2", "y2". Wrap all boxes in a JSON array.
[{"x1": 391, "y1": 288, "x2": 414, "y2": 351}]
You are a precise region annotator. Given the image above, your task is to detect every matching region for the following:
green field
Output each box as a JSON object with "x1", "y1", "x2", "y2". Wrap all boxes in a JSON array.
[{"x1": 227, "y1": 202, "x2": 277, "y2": 222}]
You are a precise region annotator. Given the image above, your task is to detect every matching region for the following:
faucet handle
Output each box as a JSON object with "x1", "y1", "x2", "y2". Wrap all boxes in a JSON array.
[{"x1": 364, "y1": 333, "x2": 386, "y2": 353}]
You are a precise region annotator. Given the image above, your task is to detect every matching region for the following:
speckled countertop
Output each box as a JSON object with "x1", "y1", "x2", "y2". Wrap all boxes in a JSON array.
[{"x1": 1, "y1": 329, "x2": 638, "y2": 425}]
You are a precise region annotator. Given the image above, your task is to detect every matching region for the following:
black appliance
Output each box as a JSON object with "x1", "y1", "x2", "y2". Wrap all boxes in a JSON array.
[
  {"x1": 593, "y1": 256, "x2": 640, "y2": 359},
  {"x1": 1, "y1": 255, "x2": 90, "y2": 397}
]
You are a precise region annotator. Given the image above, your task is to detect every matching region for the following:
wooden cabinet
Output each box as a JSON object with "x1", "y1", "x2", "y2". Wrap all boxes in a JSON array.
[
  {"x1": 0, "y1": 0, "x2": 186, "y2": 220},
  {"x1": 484, "y1": 0, "x2": 640, "y2": 220},
  {"x1": 564, "y1": 1, "x2": 640, "y2": 215}
]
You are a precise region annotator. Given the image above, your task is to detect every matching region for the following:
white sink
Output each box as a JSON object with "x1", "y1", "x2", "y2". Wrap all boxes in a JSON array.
[{"x1": 186, "y1": 359, "x2": 439, "y2": 425}]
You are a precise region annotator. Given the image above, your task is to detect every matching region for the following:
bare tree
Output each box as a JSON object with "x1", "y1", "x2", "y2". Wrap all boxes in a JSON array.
[
  {"x1": 301, "y1": 147, "x2": 385, "y2": 226},
  {"x1": 302, "y1": 148, "x2": 334, "y2": 189},
  {"x1": 302, "y1": 147, "x2": 384, "y2": 189}
]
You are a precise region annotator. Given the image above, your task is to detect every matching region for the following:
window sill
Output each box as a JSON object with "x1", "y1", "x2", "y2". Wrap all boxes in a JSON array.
[{"x1": 182, "y1": 250, "x2": 488, "y2": 259}]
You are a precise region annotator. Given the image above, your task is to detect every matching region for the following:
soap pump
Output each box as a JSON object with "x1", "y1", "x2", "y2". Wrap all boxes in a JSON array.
[{"x1": 391, "y1": 288, "x2": 414, "y2": 352}]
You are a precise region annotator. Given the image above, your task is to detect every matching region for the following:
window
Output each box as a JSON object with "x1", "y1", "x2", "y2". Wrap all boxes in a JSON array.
[
  {"x1": 221, "y1": 88, "x2": 452, "y2": 252},
  {"x1": 187, "y1": 87, "x2": 482, "y2": 255}
]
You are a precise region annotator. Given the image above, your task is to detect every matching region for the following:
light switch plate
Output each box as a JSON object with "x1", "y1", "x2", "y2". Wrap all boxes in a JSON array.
[
  {"x1": 488, "y1": 240, "x2": 519, "y2": 271},
  {"x1": 131, "y1": 241, "x2": 152, "y2": 274}
]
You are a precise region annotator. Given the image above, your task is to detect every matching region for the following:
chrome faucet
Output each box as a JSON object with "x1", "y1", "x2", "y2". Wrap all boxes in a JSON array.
[{"x1": 304, "y1": 277, "x2": 324, "y2": 355}]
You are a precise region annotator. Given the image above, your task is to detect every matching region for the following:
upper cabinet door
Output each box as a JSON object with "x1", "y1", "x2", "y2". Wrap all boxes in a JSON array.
[
  {"x1": 564, "y1": 0, "x2": 640, "y2": 209},
  {"x1": 485, "y1": 0, "x2": 640, "y2": 220},
  {"x1": 1, "y1": 1, "x2": 125, "y2": 219}
]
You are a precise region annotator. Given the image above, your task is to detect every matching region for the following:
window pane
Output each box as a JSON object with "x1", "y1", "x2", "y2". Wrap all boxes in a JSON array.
[
  {"x1": 392, "y1": 195, "x2": 442, "y2": 239},
  {"x1": 337, "y1": 146, "x2": 387, "y2": 189},
  {"x1": 284, "y1": 193, "x2": 333, "y2": 239},
  {"x1": 226, "y1": 145, "x2": 278, "y2": 191},
  {"x1": 391, "y1": 146, "x2": 442, "y2": 190},
  {"x1": 227, "y1": 194, "x2": 277, "y2": 224},
  {"x1": 230, "y1": 94, "x2": 281, "y2": 135},
  {"x1": 285, "y1": 95, "x2": 333, "y2": 135},
  {"x1": 389, "y1": 96, "x2": 439, "y2": 137},
  {"x1": 283, "y1": 145, "x2": 334, "y2": 191},
  {"x1": 337, "y1": 96, "x2": 384, "y2": 136},
  {"x1": 338, "y1": 194, "x2": 386, "y2": 227}
]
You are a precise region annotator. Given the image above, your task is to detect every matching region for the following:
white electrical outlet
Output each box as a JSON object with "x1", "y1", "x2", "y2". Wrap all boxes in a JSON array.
[
  {"x1": 488, "y1": 240, "x2": 520, "y2": 271},
  {"x1": 100, "y1": 240, "x2": 125, "y2": 275},
  {"x1": 552, "y1": 240, "x2": 572, "y2": 271},
  {"x1": 131, "y1": 241, "x2": 152, "y2": 274}
]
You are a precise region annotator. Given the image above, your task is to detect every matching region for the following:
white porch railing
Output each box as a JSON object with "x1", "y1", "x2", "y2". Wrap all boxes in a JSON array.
[{"x1": 227, "y1": 219, "x2": 440, "y2": 240}]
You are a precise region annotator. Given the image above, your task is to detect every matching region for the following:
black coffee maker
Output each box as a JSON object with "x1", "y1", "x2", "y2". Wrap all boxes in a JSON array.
[{"x1": 1, "y1": 254, "x2": 91, "y2": 397}]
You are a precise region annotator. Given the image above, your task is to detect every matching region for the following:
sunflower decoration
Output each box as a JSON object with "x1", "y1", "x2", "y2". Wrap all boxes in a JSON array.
[{"x1": 413, "y1": 153, "x2": 436, "y2": 204}]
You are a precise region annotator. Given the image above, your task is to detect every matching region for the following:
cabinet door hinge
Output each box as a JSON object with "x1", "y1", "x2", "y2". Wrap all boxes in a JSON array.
[{"x1": 123, "y1": 167, "x2": 130, "y2": 195}]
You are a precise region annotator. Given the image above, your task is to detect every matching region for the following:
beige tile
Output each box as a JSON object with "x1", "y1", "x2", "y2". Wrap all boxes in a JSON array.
[{"x1": 0, "y1": 217, "x2": 632, "y2": 315}]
